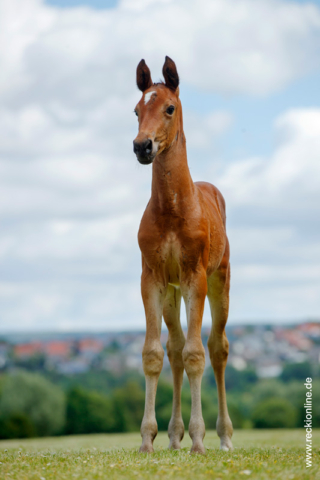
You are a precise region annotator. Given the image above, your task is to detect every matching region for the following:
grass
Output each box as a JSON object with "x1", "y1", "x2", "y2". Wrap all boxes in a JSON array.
[{"x1": 0, "y1": 429, "x2": 319, "y2": 479}]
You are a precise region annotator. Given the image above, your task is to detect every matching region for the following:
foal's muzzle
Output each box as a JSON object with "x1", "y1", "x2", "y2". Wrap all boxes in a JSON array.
[{"x1": 133, "y1": 138, "x2": 154, "y2": 164}]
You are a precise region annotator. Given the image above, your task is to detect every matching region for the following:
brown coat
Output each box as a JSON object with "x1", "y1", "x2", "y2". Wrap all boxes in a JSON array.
[{"x1": 133, "y1": 57, "x2": 233, "y2": 454}]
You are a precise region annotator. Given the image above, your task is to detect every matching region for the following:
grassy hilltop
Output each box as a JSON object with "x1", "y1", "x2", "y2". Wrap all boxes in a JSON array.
[{"x1": 0, "y1": 429, "x2": 319, "y2": 480}]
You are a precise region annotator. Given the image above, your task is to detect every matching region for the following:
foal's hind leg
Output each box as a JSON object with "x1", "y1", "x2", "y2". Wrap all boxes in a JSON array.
[
  {"x1": 207, "y1": 259, "x2": 233, "y2": 451},
  {"x1": 163, "y1": 285, "x2": 185, "y2": 449}
]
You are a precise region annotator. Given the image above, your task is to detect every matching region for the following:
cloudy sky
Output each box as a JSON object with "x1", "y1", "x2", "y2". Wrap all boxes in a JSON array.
[{"x1": 1, "y1": 0, "x2": 320, "y2": 331}]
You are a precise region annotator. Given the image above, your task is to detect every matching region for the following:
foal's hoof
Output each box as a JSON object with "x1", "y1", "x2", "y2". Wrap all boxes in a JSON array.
[
  {"x1": 190, "y1": 443, "x2": 206, "y2": 455},
  {"x1": 168, "y1": 440, "x2": 181, "y2": 450},
  {"x1": 220, "y1": 437, "x2": 233, "y2": 452},
  {"x1": 139, "y1": 444, "x2": 154, "y2": 454}
]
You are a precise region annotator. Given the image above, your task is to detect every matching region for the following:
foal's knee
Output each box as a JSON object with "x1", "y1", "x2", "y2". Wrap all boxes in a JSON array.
[
  {"x1": 207, "y1": 332, "x2": 229, "y2": 368},
  {"x1": 142, "y1": 342, "x2": 164, "y2": 376},
  {"x1": 167, "y1": 334, "x2": 185, "y2": 369},
  {"x1": 182, "y1": 341, "x2": 205, "y2": 377}
]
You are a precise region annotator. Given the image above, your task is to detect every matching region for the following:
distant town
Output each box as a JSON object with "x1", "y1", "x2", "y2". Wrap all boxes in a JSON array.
[{"x1": 0, "y1": 322, "x2": 319, "y2": 378}]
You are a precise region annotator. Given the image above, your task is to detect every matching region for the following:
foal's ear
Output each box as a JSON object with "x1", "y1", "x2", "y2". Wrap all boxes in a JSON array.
[
  {"x1": 136, "y1": 59, "x2": 153, "y2": 92},
  {"x1": 162, "y1": 56, "x2": 179, "y2": 92}
]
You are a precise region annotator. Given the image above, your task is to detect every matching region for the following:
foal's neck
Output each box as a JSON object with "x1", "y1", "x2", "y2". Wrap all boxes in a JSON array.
[{"x1": 151, "y1": 134, "x2": 195, "y2": 213}]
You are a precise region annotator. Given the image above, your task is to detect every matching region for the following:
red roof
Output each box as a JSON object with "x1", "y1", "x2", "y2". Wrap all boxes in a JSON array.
[
  {"x1": 78, "y1": 338, "x2": 104, "y2": 353},
  {"x1": 44, "y1": 341, "x2": 71, "y2": 357},
  {"x1": 14, "y1": 342, "x2": 42, "y2": 358},
  {"x1": 281, "y1": 330, "x2": 312, "y2": 350}
]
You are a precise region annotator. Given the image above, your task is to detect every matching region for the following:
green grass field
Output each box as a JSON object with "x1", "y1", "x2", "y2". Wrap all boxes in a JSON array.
[{"x1": 0, "y1": 429, "x2": 319, "y2": 479}]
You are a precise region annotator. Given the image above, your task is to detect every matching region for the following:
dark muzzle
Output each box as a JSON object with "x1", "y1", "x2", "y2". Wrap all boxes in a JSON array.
[{"x1": 133, "y1": 138, "x2": 154, "y2": 164}]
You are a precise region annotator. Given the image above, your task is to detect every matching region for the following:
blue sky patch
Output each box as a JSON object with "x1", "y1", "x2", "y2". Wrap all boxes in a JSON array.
[{"x1": 46, "y1": 0, "x2": 118, "y2": 9}]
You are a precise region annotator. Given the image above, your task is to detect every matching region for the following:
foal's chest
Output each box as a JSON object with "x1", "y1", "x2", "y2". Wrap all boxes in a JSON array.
[
  {"x1": 140, "y1": 227, "x2": 201, "y2": 285},
  {"x1": 152, "y1": 229, "x2": 179, "y2": 262},
  {"x1": 158, "y1": 231, "x2": 183, "y2": 285}
]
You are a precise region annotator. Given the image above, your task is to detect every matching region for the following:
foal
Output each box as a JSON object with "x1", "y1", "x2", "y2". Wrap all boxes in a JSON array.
[{"x1": 133, "y1": 57, "x2": 233, "y2": 455}]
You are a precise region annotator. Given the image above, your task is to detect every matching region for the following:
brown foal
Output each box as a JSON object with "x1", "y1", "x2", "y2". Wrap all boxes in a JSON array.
[{"x1": 133, "y1": 57, "x2": 233, "y2": 455}]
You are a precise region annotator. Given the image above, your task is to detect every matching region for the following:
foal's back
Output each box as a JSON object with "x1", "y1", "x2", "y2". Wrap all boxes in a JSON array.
[
  {"x1": 194, "y1": 181, "x2": 229, "y2": 276},
  {"x1": 195, "y1": 181, "x2": 226, "y2": 229}
]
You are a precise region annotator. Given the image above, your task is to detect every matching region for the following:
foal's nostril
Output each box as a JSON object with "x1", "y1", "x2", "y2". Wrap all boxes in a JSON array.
[
  {"x1": 144, "y1": 139, "x2": 152, "y2": 155},
  {"x1": 133, "y1": 141, "x2": 140, "y2": 155}
]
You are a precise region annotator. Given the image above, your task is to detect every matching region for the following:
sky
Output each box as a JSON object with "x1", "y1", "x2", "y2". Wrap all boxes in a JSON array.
[{"x1": 0, "y1": 0, "x2": 320, "y2": 331}]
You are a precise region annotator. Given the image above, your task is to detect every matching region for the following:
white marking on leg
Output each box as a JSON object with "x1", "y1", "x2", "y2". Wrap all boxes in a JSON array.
[
  {"x1": 140, "y1": 285, "x2": 165, "y2": 453},
  {"x1": 144, "y1": 91, "x2": 156, "y2": 105}
]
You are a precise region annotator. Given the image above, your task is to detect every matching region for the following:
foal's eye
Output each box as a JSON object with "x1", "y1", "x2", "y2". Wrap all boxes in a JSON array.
[
  {"x1": 166, "y1": 105, "x2": 175, "y2": 115},
  {"x1": 134, "y1": 110, "x2": 138, "y2": 117}
]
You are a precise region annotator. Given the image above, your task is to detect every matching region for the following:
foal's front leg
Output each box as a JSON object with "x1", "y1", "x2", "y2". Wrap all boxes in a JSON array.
[
  {"x1": 139, "y1": 268, "x2": 165, "y2": 453},
  {"x1": 163, "y1": 285, "x2": 185, "y2": 449},
  {"x1": 181, "y1": 269, "x2": 207, "y2": 454}
]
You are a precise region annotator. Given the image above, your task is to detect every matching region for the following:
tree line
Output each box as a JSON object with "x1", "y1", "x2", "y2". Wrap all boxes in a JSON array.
[{"x1": 0, "y1": 362, "x2": 319, "y2": 439}]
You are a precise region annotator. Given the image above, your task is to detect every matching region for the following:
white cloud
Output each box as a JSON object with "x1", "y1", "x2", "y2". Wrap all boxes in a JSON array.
[
  {"x1": 1, "y1": 107, "x2": 319, "y2": 329},
  {"x1": 218, "y1": 108, "x2": 320, "y2": 211},
  {"x1": 1, "y1": 0, "x2": 320, "y2": 106},
  {"x1": 0, "y1": 277, "x2": 145, "y2": 331},
  {"x1": 215, "y1": 109, "x2": 320, "y2": 321}
]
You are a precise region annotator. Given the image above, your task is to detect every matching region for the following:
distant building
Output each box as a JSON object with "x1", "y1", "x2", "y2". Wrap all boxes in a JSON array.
[
  {"x1": 4, "y1": 320, "x2": 319, "y2": 377},
  {"x1": 44, "y1": 341, "x2": 72, "y2": 359},
  {"x1": 14, "y1": 342, "x2": 42, "y2": 358}
]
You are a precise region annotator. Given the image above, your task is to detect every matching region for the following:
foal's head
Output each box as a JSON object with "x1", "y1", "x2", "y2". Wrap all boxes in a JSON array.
[{"x1": 133, "y1": 56, "x2": 181, "y2": 165}]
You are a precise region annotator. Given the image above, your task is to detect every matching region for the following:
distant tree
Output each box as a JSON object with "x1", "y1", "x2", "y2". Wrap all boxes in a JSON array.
[
  {"x1": 156, "y1": 402, "x2": 174, "y2": 431},
  {"x1": 0, "y1": 412, "x2": 36, "y2": 439},
  {"x1": 156, "y1": 380, "x2": 173, "y2": 410},
  {"x1": 201, "y1": 397, "x2": 219, "y2": 430},
  {"x1": 226, "y1": 401, "x2": 246, "y2": 429},
  {"x1": 47, "y1": 369, "x2": 145, "y2": 395},
  {"x1": 198, "y1": 390, "x2": 245, "y2": 429},
  {"x1": 14, "y1": 353, "x2": 46, "y2": 372},
  {"x1": 280, "y1": 362, "x2": 313, "y2": 383},
  {"x1": 251, "y1": 379, "x2": 287, "y2": 404},
  {"x1": 205, "y1": 365, "x2": 258, "y2": 392},
  {"x1": 251, "y1": 397, "x2": 297, "y2": 428},
  {"x1": 107, "y1": 340, "x2": 121, "y2": 353},
  {"x1": 112, "y1": 381, "x2": 145, "y2": 432},
  {"x1": 0, "y1": 371, "x2": 65, "y2": 437},
  {"x1": 228, "y1": 366, "x2": 258, "y2": 391},
  {"x1": 283, "y1": 379, "x2": 320, "y2": 428},
  {"x1": 65, "y1": 387, "x2": 114, "y2": 434}
]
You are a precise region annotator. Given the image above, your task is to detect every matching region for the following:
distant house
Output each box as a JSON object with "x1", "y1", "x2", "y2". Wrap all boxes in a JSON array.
[
  {"x1": 57, "y1": 358, "x2": 90, "y2": 375},
  {"x1": 14, "y1": 340, "x2": 72, "y2": 361},
  {"x1": 77, "y1": 338, "x2": 104, "y2": 356},
  {"x1": 44, "y1": 341, "x2": 72, "y2": 359},
  {"x1": 278, "y1": 329, "x2": 312, "y2": 351},
  {"x1": 298, "y1": 322, "x2": 320, "y2": 339},
  {"x1": 14, "y1": 342, "x2": 42, "y2": 358},
  {"x1": 256, "y1": 362, "x2": 283, "y2": 378}
]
